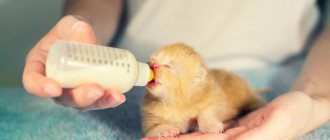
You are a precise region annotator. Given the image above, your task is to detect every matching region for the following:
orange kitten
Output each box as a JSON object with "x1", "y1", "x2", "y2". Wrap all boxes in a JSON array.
[{"x1": 141, "y1": 43, "x2": 264, "y2": 137}]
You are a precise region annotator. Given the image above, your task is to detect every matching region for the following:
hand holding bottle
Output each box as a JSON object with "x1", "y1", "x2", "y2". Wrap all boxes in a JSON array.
[{"x1": 22, "y1": 15, "x2": 126, "y2": 111}]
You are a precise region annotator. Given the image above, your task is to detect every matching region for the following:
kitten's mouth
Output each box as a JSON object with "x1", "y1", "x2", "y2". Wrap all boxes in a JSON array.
[
  {"x1": 147, "y1": 78, "x2": 160, "y2": 88},
  {"x1": 147, "y1": 73, "x2": 160, "y2": 89},
  {"x1": 147, "y1": 64, "x2": 160, "y2": 88}
]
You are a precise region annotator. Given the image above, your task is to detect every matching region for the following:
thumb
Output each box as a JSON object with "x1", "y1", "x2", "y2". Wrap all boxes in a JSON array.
[
  {"x1": 65, "y1": 15, "x2": 98, "y2": 44},
  {"x1": 44, "y1": 15, "x2": 98, "y2": 48},
  {"x1": 23, "y1": 15, "x2": 97, "y2": 98}
]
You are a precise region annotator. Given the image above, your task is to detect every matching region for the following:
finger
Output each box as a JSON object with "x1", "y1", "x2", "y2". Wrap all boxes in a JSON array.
[
  {"x1": 189, "y1": 133, "x2": 227, "y2": 140},
  {"x1": 234, "y1": 109, "x2": 292, "y2": 140},
  {"x1": 177, "y1": 133, "x2": 226, "y2": 140},
  {"x1": 45, "y1": 15, "x2": 97, "y2": 47},
  {"x1": 224, "y1": 126, "x2": 248, "y2": 139},
  {"x1": 67, "y1": 16, "x2": 98, "y2": 44},
  {"x1": 23, "y1": 15, "x2": 97, "y2": 98},
  {"x1": 238, "y1": 107, "x2": 265, "y2": 126},
  {"x1": 91, "y1": 89, "x2": 126, "y2": 110},
  {"x1": 23, "y1": 61, "x2": 62, "y2": 98},
  {"x1": 23, "y1": 46, "x2": 61, "y2": 97},
  {"x1": 142, "y1": 133, "x2": 227, "y2": 140},
  {"x1": 54, "y1": 84, "x2": 104, "y2": 108}
]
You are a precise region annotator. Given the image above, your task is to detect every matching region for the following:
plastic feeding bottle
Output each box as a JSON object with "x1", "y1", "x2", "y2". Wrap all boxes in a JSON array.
[{"x1": 46, "y1": 40, "x2": 154, "y2": 93}]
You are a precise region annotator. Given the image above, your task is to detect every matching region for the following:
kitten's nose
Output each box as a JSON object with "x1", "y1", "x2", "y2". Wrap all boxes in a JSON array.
[{"x1": 151, "y1": 63, "x2": 159, "y2": 72}]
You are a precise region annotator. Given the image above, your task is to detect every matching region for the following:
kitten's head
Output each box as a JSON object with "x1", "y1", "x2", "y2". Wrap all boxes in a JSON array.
[{"x1": 147, "y1": 43, "x2": 207, "y2": 97}]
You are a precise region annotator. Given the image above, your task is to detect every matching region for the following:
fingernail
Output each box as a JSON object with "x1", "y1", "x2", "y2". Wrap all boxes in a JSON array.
[
  {"x1": 71, "y1": 15, "x2": 88, "y2": 22},
  {"x1": 70, "y1": 15, "x2": 92, "y2": 31},
  {"x1": 87, "y1": 90, "x2": 103, "y2": 101},
  {"x1": 58, "y1": 15, "x2": 86, "y2": 35},
  {"x1": 110, "y1": 92, "x2": 125, "y2": 107},
  {"x1": 113, "y1": 92, "x2": 126, "y2": 103},
  {"x1": 43, "y1": 84, "x2": 60, "y2": 97}
]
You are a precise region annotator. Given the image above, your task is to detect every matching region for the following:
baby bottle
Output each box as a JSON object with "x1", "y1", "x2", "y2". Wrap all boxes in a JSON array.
[{"x1": 46, "y1": 40, "x2": 154, "y2": 93}]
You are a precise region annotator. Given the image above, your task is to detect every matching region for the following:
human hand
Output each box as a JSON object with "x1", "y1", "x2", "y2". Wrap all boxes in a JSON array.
[
  {"x1": 22, "y1": 15, "x2": 126, "y2": 111},
  {"x1": 142, "y1": 92, "x2": 330, "y2": 140}
]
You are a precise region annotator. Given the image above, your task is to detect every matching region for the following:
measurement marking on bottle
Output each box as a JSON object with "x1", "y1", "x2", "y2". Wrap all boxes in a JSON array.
[
  {"x1": 72, "y1": 45, "x2": 77, "y2": 56},
  {"x1": 103, "y1": 47, "x2": 109, "y2": 64},
  {"x1": 78, "y1": 45, "x2": 82, "y2": 55},
  {"x1": 124, "y1": 51, "x2": 128, "y2": 61},
  {"x1": 127, "y1": 63, "x2": 130, "y2": 73},
  {"x1": 96, "y1": 48, "x2": 99, "y2": 59},
  {"x1": 114, "y1": 49, "x2": 118, "y2": 61},
  {"x1": 119, "y1": 50, "x2": 123, "y2": 60},
  {"x1": 67, "y1": 44, "x2": 71, "y2": 54},
  {"x1": 81, "y1": 45, "x2": 85, "y2": 61},
  {"x1": 91, "y1": 46, "x2": 96, "y2": 62},
  {"x1": 107, "y1": 48, "x2": 112, "y2": 61}
]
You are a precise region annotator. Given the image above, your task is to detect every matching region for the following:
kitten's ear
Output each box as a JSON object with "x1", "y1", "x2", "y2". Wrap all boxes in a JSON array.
[{"x1": 194, "y1": 67, "x2": 207, "y2": 83}]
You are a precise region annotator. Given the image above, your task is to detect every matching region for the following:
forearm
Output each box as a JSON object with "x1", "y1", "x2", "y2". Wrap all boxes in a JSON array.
[
  {"x1": 290, "y1": 31, "x2": 330, "y2": 134},
  {"x1": 290, "y1": 23, "x2": 330, "y2": 128},
  {"x1": 64, "y1": 0, "x2": 122, "y2": 45},
  {"x1": 291, "y1": 23, "x2": 330, "y2": 100}
]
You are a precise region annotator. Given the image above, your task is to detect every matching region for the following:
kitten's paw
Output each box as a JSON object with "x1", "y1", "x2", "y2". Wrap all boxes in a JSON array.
[
  {"x1": 198, "y1": 120, "x2": 224, "y2": 133},
  {"x1": 146, "y1": 125, "x2": 181, "y2": 137}
]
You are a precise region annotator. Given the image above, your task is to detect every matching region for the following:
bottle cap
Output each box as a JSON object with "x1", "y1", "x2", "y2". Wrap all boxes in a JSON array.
[
  {"x1": 135, "y1": 62, "x2": 153, "y2": 86},
  {"x1": 149, "y1": 69, "x2": 154, "y2": 81}
]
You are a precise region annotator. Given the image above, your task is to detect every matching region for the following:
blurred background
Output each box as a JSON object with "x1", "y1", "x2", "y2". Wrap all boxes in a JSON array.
[
  {"x1": 0, "y1": 0, "x2": 64, "y2": 86},
  {"x1": 0, "y1": 0, "x2": 329, "y2": 87}
]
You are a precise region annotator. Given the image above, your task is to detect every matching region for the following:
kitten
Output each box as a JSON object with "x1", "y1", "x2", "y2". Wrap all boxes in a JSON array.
[{"x1": 141, "y1": 43, "x2": 265, "y2": 137}]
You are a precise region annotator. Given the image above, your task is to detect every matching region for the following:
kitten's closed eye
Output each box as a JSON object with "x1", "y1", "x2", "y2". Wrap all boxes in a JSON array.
[
  {"x1": 163, "y1": 60, "x2": 174, "y2": 69},
  {"x1": 159, "y1": 63, "x2": 177, "y2": 74},
  {"x1": 164, "y1": 64, "x2": 171, "y2": 68},
  {"x1": 151, "y1": 61, "x2": 172, "y2": 69}
]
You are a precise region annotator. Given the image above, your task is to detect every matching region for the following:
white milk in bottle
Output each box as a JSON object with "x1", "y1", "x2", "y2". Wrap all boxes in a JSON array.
[{"x1": 46, "y1": 40, "x2": 154, "y2": 93}]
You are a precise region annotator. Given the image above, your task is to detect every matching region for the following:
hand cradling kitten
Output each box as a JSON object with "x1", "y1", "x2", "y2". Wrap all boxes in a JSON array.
[{"x1": 141, "y1": 43, "x2": 265, "y2": 137}]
